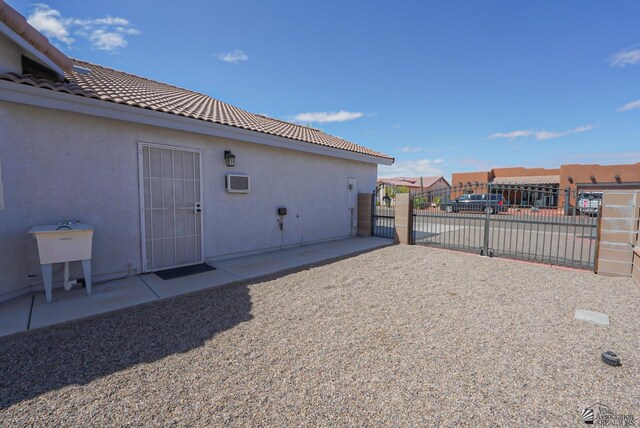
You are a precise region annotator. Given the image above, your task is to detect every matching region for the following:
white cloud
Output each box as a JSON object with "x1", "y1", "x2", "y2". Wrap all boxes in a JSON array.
[
  {"x1": 534, "y1": 125, "x2": 593, "y2": 140},
  {"x1": 75, "y1": 16, "x2": 132, "y2": 27},
  {"x1": 116, "y1": 27, "x2": 141, "y2": 35},
  {"x1": 27, "y1": 4, "x2": 73, "y2": 46},
  {"x1": 488, "y1": 130, "x2": 533, "y2": 140},
  {"x1": 617, "y1": 99, "x2": 640, "y2": 112},
  {"x1": 27, "y1": 4, "x2": 139, "y2": 52},
  {"x1": 378, "y1": 158, "x2": 444, "y2": 178},
  {"x1": 489, "y1": 125, "x2": 593, "y2": 141},
  {"x1": 609, "y1": 48, "x2": 640, "y2": 67},
  {"x1": 292, "y1": 110, "x2": 363, "y2": 124},
  {"x1": 400, "y1": 146, "x2": 422, "y2": 153},
  {"x1": 218, "y1": 49, "x2": 249, "y2": 63},
  {"x1": 89, "y1": 30, "x2": 127, "y2": 51}
]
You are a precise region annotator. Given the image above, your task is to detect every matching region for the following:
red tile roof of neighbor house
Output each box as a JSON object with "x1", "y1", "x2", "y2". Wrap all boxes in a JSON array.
[
  {"x1": 378, "y1": 176, "x2": 449, "y2": 189},
  {"x1": 0, "y1": 3, "x2": 392, "y2": 162}
]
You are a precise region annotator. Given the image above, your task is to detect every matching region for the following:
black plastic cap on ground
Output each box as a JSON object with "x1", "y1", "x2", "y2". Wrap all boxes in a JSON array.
[{"x1": 601, "y1": 351, "x2": 621, "y2": 367}]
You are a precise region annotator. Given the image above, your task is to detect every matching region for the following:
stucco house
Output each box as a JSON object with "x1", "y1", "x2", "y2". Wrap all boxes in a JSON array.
[
  {"x1": 375, "y1": 176, "x2": 450, "y2": 205},
  {"x1": 0, "y1": 2, "x2": 393, "y2": 302},
  {"x1": 377, "y1": 176, "x2": 450, "y2": 193}
]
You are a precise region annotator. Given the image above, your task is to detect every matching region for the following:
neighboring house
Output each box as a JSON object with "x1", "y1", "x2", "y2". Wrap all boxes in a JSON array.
[
  {"x1": 452, "y1": 164, "x2": 640, "y2": 208},
  {"x1": 376, "y1": 176, "x2": 450, "y2": 204},
  {"x1": 0, "y1": 3, "x2": 393, "y2": 301},
  {"x1": 377, "y1": 176, "x2": 450, "y2": 193}
]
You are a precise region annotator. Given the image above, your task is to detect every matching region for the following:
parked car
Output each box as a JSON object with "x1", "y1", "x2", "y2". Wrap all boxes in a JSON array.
[
  {"x1": 440, "y1": 193, "x2": 507, "y2": 214},
  {"x1": 577, "y1": 192, "x2": 602, "y2": 215}
]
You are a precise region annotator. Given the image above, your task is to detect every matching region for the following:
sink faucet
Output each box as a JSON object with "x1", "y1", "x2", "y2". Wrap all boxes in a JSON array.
[{"x1": 58, "y1": 219, "x2": 80, "y2": 226}]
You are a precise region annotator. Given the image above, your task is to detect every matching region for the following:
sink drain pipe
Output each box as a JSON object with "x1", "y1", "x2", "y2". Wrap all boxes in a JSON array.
[{"x1": 63, "y1": 262, "x2": 78, "y2": 291}]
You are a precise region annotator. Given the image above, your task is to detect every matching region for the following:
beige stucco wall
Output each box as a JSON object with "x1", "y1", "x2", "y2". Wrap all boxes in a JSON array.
[
  {"x1": 0, "y1": 101, "x2": 377, "y2": 299},
  {"x1": 0, "y1": 33, "x2": 22, "y2": 74}
]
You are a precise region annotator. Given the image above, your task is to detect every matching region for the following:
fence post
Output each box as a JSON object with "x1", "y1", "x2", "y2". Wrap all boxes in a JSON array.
[
  {"x1": 564, "y1": 187, "x2": 571, "y2": 216},
  {"x1": 482, "y1": 182, "x2": 491, "y2": 256},
  {"x1": 357, "y1": 193, "x2": 372, "y2": 237},
  {"x1": 593, "y1": 205, "x2": 602, "y2": 273},
  {"x1": 370, "y1": 189, "x2": 376, "y2": 236},
  {"x1": 597, "y1": 190, "x2": 639, "y2": 276},
  {"x1": 394, "y1": 193, "x2": 413, "y2": 244}
]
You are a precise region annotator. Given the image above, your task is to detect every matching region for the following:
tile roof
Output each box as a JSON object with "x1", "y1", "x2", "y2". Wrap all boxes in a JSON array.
[
  {"x1": 0, "y1": 1, "x2": 73, "y2": 72},
  {"x1": 492, "y1": 175, "x2": 560, "y2": 185},
  {"x1": 378, "y1": 176, "x2": 449, "y2": 189},
  {"x1": 0, "y1": 58, "x2": 393, "y2": 161}
]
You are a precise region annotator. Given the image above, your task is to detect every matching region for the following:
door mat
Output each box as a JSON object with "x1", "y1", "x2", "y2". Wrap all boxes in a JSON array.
[{"x1": 155, "y1": 264, "x2": 216, "y2": 280}]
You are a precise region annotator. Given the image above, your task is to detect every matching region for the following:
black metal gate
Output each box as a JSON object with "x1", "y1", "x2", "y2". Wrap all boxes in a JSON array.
[
  {"x1": 372, "y1": 183, "x2": 395, "y2": 238},
  {"x1": 412, "y1": 182, "x2": 599, "y2": 270}
]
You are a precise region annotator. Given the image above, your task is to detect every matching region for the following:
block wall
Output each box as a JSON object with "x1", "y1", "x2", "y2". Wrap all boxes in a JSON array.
[{"x1": 597, "y1": 191, "x2": 640, "y2": 277}]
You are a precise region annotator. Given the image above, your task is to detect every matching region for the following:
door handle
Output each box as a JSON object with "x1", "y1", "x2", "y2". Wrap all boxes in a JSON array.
[{"x1": 195, "y1": 202, "x2": 202, "y2": 214}]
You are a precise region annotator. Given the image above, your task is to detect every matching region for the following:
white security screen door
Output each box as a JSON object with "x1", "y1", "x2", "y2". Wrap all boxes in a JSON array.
[{"x1": 139, "y1": 144, "x2": 203, "y2": 272}]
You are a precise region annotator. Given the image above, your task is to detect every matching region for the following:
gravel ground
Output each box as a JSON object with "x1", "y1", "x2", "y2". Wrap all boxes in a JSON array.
[{"x1": 1, "y1": 244, "x2": 639, "y2": 427}]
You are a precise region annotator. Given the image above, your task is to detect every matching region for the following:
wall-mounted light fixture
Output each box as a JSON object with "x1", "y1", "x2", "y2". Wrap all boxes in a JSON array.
[
  {"x1": 224, "y1": 150, "x2": 236, "y2": 167},
  {"x1": 615, "y1": 174, "x2": 622, "y2": 184},
  {"x1": 567, "y1": 176, "x2": 574, "y2": 184},
  {"x1": 590, "y1": 175, "x2": 596, "y2": 184}
]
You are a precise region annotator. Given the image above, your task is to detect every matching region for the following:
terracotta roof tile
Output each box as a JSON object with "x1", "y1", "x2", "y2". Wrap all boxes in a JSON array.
[
  {"x1": 0, "y1": 1, "x2": 73, "y2": 72},
  {"x1": 0, "y1": 59, "x2": 392, "y2": 161},
  {"x1": 378, "y1": 176, "x2": 449, "y2": 189},
  {"x1": 0, "y1": 71, "x2": 94, "y2": 97}
]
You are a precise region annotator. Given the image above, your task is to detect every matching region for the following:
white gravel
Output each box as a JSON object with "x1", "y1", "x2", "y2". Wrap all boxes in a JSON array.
[{"x1": 1, "y1": 244, "x2": 638, "y2": 427}]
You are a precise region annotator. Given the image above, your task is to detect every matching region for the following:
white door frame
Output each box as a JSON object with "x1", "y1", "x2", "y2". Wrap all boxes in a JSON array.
[{"x1": 138, "y1": 141, "x2": 205, "y2": 272}]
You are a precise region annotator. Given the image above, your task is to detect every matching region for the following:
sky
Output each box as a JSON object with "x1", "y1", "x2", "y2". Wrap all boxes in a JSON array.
[{"x1": 10, "y1": 0, "x2": 640, "y2": 181}]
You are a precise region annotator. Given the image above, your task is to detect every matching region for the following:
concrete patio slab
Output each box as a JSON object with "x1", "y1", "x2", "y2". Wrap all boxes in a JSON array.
[
  {"x1": 141, "y1": 268, "x2": 240, "y2": 299},
  {"x1": 575, "y1": 309, "x2": 610, "y2": 326},
  {"x1": 0, "y1": 295, "x2": 32, "y2": 337},
  {"x1": 0, "y1": 237, "x2": 393, "y2": 337},
  {"x1": 212, "y1": 237, "x2": 392, "y2": 280},
  {"x1": 30, "y1": 276, "x2": 157, "y2": 330}
]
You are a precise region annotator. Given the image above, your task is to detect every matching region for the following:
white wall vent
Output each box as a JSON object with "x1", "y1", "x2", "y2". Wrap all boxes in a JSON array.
[{"x1": 225, "y1": 174, "x2": 250, "y2": 193}]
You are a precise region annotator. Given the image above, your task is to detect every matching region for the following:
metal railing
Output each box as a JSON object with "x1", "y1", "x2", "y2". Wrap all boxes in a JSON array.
[
  {"x1": 372, "y1": 184, "x2": 396, "y2": 238},
  {"x1": 411, "y1": 182, "x2": 599, "y2": 270}
]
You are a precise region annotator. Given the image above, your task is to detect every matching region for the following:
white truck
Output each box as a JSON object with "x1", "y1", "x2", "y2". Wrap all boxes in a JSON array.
[{"x1": 577, "y1": 192, "x2": 602, "y2": 216}]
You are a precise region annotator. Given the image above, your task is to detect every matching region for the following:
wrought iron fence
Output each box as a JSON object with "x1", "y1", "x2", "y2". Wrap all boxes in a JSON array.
[
  {"x1": 372, "y1": 183, "x2": 396, "y2": 238},
  {"x1": 411, "y1": 182, "x2": 599, "y2": 270}
]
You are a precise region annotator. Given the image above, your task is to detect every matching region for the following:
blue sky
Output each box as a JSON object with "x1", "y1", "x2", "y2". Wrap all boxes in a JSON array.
[{"x1": 11, "y1": 0, "x2": 640, "y2": 180}]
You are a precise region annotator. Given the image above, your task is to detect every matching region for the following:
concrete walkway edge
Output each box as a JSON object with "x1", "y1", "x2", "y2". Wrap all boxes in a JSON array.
[{"x1": 0, "y1": 237, "x2": 393, "y2": 338}]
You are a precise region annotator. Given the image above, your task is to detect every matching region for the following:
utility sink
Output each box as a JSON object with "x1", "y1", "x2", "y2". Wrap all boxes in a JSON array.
[{"x1": 29, "y1": 221, "x2": 94, "y2": 303}]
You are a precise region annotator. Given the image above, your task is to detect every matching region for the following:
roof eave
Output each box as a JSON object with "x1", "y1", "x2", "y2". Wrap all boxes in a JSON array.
[
  {"x1": 0, "y1": 2, "x2": 73, "y2": 75},
  {"x1": 0, "y1": 79, "x2": 393, "y2": 165}
]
